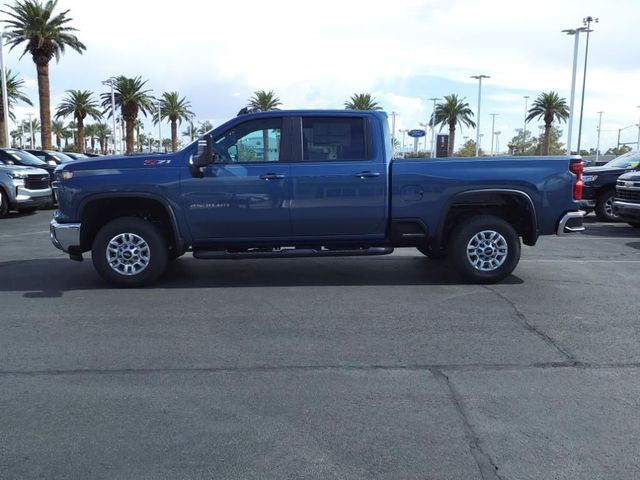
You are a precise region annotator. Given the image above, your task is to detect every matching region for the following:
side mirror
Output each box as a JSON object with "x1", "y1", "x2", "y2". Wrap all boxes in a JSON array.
[{"x1": 190, "y1": 136, "x2": 213, "y2": 178}]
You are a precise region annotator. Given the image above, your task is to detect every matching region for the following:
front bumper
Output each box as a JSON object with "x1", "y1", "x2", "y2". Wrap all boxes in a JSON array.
[
  {"x1": 15, "y1": 186, "x2": 52, "y2": 208},
  {"x1": 50, "y1": 219, "x2": 81, "y2": 253},
  {"x1": 612, "y1": 200, "x2": 640, "y2": 222},
  {"x1": 557, "y1": 211, "x2": 585, "y2": 235}
]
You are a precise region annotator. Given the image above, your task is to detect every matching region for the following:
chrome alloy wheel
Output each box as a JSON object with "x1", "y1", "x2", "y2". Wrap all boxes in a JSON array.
[
  {"x1": 106, "y1": 232, "x2": 151, "y2": 276},
  {"x1": 466, "y1": 230, "x2": 508, "y2": 272}
]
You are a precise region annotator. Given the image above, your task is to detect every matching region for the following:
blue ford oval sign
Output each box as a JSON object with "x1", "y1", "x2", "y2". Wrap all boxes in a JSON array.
[{"x1": 408, "y1": 129, "x2": 426, "y2": 138}]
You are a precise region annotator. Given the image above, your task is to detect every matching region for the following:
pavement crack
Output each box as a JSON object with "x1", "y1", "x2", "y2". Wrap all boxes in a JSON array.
[
  {"x1": 430, "y1": 368, "x2": 504, "y2": 480},
  {"x1": 483, "y1": 286, "x2": 579, "y2": 365}
]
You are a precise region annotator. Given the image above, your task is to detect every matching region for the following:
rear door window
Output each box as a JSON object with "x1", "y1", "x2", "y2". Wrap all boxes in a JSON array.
[{"x1": 301, "y1": 117, "x2": 368, "y2": 161}]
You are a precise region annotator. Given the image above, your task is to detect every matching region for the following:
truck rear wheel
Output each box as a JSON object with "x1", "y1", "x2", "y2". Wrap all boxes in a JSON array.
[
  {"x1": 92, "y1": 216, "x2": 168, "y2": 287},
  {"x1": 448, "y1": 215, "x2": 520, "y2": 284}
]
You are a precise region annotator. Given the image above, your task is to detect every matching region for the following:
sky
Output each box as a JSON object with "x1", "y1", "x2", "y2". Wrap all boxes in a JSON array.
[{"x1": 2, "y1": 0, "x2": 639, "y2": 154}]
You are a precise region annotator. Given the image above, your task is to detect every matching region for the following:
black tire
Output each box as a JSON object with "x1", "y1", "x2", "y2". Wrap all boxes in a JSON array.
[
  {"x1": 629, "y1": 222, "x2": 640, "y2": 229},
  {"x1": 416, "y1": 244, "x2": 447, "y2": 259},
  {"x1": 0, "y1": 189, "x2": 9, "y2": 218},
  {"x1": 18, "y1": 207, "x2": 38, "y2": 214},
  {"x1": 448, "y1": 215, "x2": 521, "y2": 284},
  {"x1": 595, "y1": 189, "x2": 619, "y2": 222},
  {"x1": 92, "y1": 216, "x2": 168, "y2": 287}
]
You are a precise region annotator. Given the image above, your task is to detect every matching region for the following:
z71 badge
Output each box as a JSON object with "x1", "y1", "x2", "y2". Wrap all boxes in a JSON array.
[{"x1": 143, "y1": 159, "x2": 171, "y2": 166}]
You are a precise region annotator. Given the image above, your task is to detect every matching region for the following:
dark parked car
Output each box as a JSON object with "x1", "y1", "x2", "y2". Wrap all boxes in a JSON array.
[
  {"x1": 0, "y1": 148, "x2": 56, "y2": 181},
  {"x1": 613, "y1": 171, "x2": 640, "y2": 228},
  {"x1": 581, "y1": 151, "x2": 640, "y2": 221},
  {"x1": 64, "y1": 152, "x2": 90, "y2": 160},
  {"x1": 26, "y1": 149, "x2": 75, "y2": 166}
]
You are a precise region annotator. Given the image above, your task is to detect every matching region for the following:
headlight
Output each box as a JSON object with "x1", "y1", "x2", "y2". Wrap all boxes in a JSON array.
[
  {"x1": 582, "y1": 174, "x2": 598, "y2": 183},
  {"x1": 7, "y1": 171, "x2": 28, "y2": 179},
  {"x1": 62, "y1": 170, "x2": 74, "y2": 180}
]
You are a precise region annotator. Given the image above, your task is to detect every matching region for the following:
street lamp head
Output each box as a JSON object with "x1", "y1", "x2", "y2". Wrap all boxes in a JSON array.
[
  {"x1": 470, "y1": 75, "x2": 490, "y2": 80},
  {"x1": 562, "y1": 27, "x2": 588, "y2": 35},
  {"x1": 583, "y1": 16, "x2": 598, "y2": 25}
]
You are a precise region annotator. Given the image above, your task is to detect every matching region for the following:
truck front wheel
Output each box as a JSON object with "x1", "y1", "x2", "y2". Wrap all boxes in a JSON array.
[
  {"x1": 595, "y1": 189, "x2": 619, "y2": 222},
  {"x1": 92, "y1": 216, "x2": 168, "y2": 287},
  {"x1": 448, "y1": 215, "x2": 521, "y2": 284}
]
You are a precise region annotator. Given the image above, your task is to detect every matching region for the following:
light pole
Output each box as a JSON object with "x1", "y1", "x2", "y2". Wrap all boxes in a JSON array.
[
  {"x1": 595, "y1": 111, "x2": 603, "y2": 163},
  {"x1": 576, "y1": 16, "x2": 598, "y2": 153},
  {"x1": 102, "y1": 78, "x2": 118, "y2": 154},
  {"x1": 495, "y1": 131, "x2": 501, "y2": 155},
  {"x1": 428, "y1": 97, "x2": 437, "y2": 158},
  {"x1": 399, "y1": 129, "x2": 407, "y2": 156},
  {"x1": 563, "y1": 26, "x2": 588, "y2": 155},
  {"x1": 616, "y1": 124, "x2": 637, "y2": 151},
  {"x1": 390, "y1": 111, "x2": 398, "y2": 153},
  {"x1": 26, "y1": 112, "x2": 34, "y2": 148},
  {"x1": 0, "y1": 31, "x2": 10, "y2": 148},
  {"x1": 471, "y1": 75, "x2": 490, "y2": 157},
  {"x1": 419, "y1": 122, "x2": 429, "y2": 152},
  {"x1": 157, "y1": 100, "x2": 162, "y2": 153},
  {"x1": 523, "y1": 95, "x2": 530, "y2": 153},
  {"x1": 489, "y1": 113, "x2": 498, "y2": 156}
]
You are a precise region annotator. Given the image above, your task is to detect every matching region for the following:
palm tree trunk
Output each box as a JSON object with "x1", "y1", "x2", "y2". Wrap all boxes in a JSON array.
[
  {"x1": 544, "y1": 123, "x2": 551, "y2": 155},
  {"x1": 0, "y1": 115, "x2": 6, "y2": 148},
  {"x1": 77, "y1": 116, "x2": 85, "y2": 153},
  {"x1": 56, "y1": 135, "x2": 61, "y2": 150},
  {"x1": 448, "y1": 126, "x2": 456, "y2": 157},
  {"x1": 36, "y1": 63, "x2": 52, "y2": 150},
  {"x1": 125, "y1": 120, "x2": 134, "y2": 153},
  {"x1": 171, "y1": 119, "x2": 177, "y2": 152}
]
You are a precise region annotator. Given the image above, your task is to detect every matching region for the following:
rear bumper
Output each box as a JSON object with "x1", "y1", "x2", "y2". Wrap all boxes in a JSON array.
[
  {"x1": 612, "y1": 200, "x2": 640, "y2": 222},
  {"x1": 557, "y1": 211, "x2": 585, "y2": 235},
  {"x1": 579, "y1": 199, "x2": 596, "y2": 208},
  {"x1": 50, "y1": 219, "x2": 81, "y2": 253}
]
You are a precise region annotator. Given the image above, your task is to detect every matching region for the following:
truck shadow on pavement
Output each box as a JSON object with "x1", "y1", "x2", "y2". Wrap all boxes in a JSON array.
[{"x1": 0, "y1": 255, "x2": 523, "y2": 298}]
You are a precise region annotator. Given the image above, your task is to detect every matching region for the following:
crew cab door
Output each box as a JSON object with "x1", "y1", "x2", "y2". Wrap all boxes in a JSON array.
[
  {"x1": 289, "y1": 116, "x2": 388, "y2": 237},
  {"x1": 181, "y1": 117, "x2": 292, "y2": 241}
]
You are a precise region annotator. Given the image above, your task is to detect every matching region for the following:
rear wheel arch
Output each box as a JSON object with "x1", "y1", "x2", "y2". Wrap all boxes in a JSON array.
[{"x1": 435, "y1": 189, "x2": 537, "y2": 249}]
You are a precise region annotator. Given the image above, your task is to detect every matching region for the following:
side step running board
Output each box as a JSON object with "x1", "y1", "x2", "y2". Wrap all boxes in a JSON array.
[{"x1": 193, "y1": 247, "x2": 394, "y2": 260}]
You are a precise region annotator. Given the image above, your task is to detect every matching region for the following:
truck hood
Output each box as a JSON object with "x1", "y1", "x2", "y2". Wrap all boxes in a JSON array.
[
  {"x1": 618, "y1": 171, "x2": 640, "y2": 181},
  {"x1": 583, "y1": 165, "x2": 631, "y2": 175},
  {"x1": 0, "y1": 164, "x2": 49, "y2": 176},
  {"x1": 62, "y1": 152, "x2": 181, "y2": 171}
]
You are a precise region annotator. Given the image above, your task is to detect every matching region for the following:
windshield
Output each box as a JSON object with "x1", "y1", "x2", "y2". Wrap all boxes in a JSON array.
[
  {"x1": 3, "y1": 149, "x2": 47, "y2": 167},
  {"x1": 50, "y1": 152, "x2": 75, "y2": 164},
  {"x1": 606, "y1": 151, "x2": 640, "y2": 169}
]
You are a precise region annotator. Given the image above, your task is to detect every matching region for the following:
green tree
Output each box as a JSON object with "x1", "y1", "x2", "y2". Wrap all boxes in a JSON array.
[
  {"x1": 0, "y1": 68, "x2": 32, "y2": 147},
  {"x1": 247, "y1": 90, "x2": 281, "y2": 161},
  {"x1": 508, "y1": 129, "x2": 537, "y2": 155},
  {"x1": 2, "y1": 0, "x2": 86, "y2": 150},
  {"x1": 21, "y1": 117, "x2": 39, "y2": 147},
  {"x1": 51, "y1": 119, "x2": 67, "y2": 150},
  {"x1": 55, "y1": 89, "x2": 101, "y2": 152},
  {"x1": 100, "y1": 75, "x2": 154, "y2": 154},
  {"x1": 526, "y1": 91, "x2": 569, "y2": 155},
  {"x1": 344, "y1": 93, "x2": 382, "y2": 111},
  {"x1": 182, "y1": 119, "x2": 197, "y2": 142},
  {"x1": 92, "y1": 122, "x2": 111, "y2": 154},
  {"x1": 456, "y1": 138, "x2": 478, "y2": 157},
  {"x1": 605, "y1": 145, "x2": 632, "y2": 156},
  {"x1": 157, "y1": 91, "x2": 194, "y2": 152},
  {"x1": 432, "y1": 94, "x2": 476, "y2": 157},
  {"x1": 84, "y1": 122, "x2": 99, "y2": 152}
]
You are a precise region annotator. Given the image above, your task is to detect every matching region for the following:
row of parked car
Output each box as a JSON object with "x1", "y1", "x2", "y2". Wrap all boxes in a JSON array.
[
  {"x1": 581, "y1": 150, "x2": 640, "y2": 227},
  {"x1": 0, "y1": 148, "x2": 99, "y2": 218}
]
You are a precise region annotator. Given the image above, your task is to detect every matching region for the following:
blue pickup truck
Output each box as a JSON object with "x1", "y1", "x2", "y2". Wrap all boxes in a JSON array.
[{"x1": 50, "y1": 110, "x2": 584, "y2": 287}]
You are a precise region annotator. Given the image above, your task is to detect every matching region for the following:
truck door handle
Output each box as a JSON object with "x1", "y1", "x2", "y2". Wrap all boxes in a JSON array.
[
  {"x1": 355, "y1": 171, "x2": 381, "y2": 179},
  {"x1": 259, "y1": 173, "x2": 286, "y2": 181}
]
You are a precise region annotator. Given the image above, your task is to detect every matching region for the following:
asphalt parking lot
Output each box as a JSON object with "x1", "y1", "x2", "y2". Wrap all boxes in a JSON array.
[{"x1": 1, "y1": 210, "x2": 639, "y2": 480}]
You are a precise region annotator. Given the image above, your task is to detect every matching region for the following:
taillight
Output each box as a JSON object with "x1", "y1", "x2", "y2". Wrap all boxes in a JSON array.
[{"x1": 570, "y1": 160, "x2": 583, "y2": 200}]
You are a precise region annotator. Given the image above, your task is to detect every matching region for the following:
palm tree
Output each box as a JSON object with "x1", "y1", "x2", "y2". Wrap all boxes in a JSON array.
[
  {"x1": 432, "y1": 94, "x2": 476, "y2": 156},
  {"x1": 344, "y1": 93, "x2": 382, "y2": 111},
  {"x1": 157, "y1": 91, "x2": 194, "y2": 152},
  {"x1": 196, "y1": 120, "x2": 213, "y2": 136},
  {"x1": 21, "y1": 118, "x2": 40, "y2": 147},
  {"x1": 182, "y1": 118, "x2": 197, "y2": 142},
  {"x1": 92, "y1": 122, "x2": 111, "y2": 154},
  {"x1": 133, "y1": 119, "x2": 143, "y2": 151},
  {"x1": 51, "y1": 119, "x2": 67, "y2": 150},
  {"x1": 247, "y1": 90, "x2": 281, "y2": 161},
  {"x1": 84, "y1": 123, "x2": 99, "y2": 152},
  {"x1": 1, "y1": 0, "x2": 86, "y2": 150},
  {"x1": 100, "y1": 75, "x2": 154, "y2": 154},
  {"x1": 55, "y1": 90, "x2": 101, "y2": 152},
  {"x1": 0, "y1": 69, "x2": 33, "y2": 147},
  {"x1": 526, "y1": 91, "x2": 569, "y2": 155}
]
